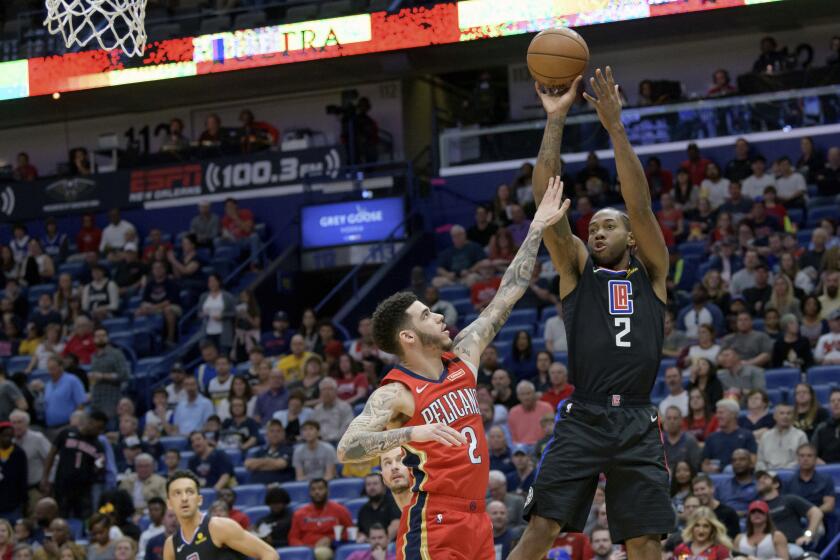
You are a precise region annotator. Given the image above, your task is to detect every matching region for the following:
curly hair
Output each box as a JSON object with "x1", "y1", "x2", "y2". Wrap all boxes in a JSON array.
[{"x1": 372, "y1": 292, "x2": 417, "y2": 357}]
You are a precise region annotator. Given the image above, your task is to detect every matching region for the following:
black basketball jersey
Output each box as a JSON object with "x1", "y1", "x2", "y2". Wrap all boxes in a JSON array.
[
  {"x1": 562, "y1": 255, "x2": 665, "y2": 396},
  {"x1": 172, "y1": 514, "x2": 246, "y2": 560}
]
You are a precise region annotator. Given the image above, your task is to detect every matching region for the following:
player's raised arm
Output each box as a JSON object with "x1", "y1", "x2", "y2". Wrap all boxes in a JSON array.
[
  {"x1": 337, "y1": 382, "x2": 466, "y2": 463},
  {"x1": 453, "y1": 178, "x2": 570, "y2": 366},
  {"x1": 532, "y1": 78, "x2": 589, "y2": 299},
  {"x1": 583, "y1": 66, "x2": 669, "y2": 301},
  {"x1": 210, "y1": 517, "x2": 278, "y2": 560}
]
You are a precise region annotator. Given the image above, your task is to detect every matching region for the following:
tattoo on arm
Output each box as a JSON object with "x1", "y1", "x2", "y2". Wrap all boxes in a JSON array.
[
  {"x1": 337, "y1": 384, "x2": 412, "y2": 463},
  {"x1": 453, "y1": 222, "x2": 546, "y2": 363}
]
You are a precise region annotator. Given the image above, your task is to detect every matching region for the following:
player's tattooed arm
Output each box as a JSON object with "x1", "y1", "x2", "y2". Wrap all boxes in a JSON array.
[
  {"x1": 337, "y1": 383, "x2": 465, "y2": 463},
  {"x1": 453, "y1": 178, "x2": 570, "y2": 367}
]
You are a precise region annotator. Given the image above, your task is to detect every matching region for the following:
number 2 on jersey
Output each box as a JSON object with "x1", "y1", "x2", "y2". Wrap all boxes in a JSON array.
[
  {"x1": 460, "y1": 426, "x2": 482, "y2": 464},
  {"x1": 614, "y1": 317, "x2": 631, "y2": 347}
]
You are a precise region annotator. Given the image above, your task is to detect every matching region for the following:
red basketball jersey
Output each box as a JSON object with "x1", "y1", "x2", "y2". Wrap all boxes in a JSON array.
[{"x1": 381, "y1": 352, "x2": 488, "y2": 501}]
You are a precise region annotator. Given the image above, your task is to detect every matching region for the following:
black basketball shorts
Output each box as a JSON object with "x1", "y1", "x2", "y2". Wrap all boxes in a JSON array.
[{"x1": 523, "y1": 398, "x2": 676, "y2": 543}]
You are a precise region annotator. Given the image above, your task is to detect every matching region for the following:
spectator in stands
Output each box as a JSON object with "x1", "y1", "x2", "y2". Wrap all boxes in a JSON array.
[
  {"x1": 575, "y1": 152, "x2": 611, "y2": 194},
  {"x1": 755, "y1": 470, "x2": 822, "y2": 554},
  {"x1": 733, "y1": 500, "x2": 789, "y2": 560},
  {"x1": 506, "y1": 205, "x2": 532, "y2": 248},
  {"x1": 663, "y1": 312, "x2": 689, "y2": 359},
  {"x1": 795, "y1": 137, "x2": 823, "y2": 184},
  {"x1": 470, "y1": 261, "x2": 501, "y2": 312},
  {"x1": 673, "y1": 506, "x2": 732, "y2": 560},
  {"x1": 681, "y1": 143, "x2": 712, "y2": 187},
  {"x1": 293, "y1": 421, "x2": 337, "y2": 482},
  {"x1": 34, "y1": 518, "x2": 85, "y2": 560},
  {"x1": 819, "y1": 271, "x2": 840, "y2": 319},
  {"x1": 288, "y1": 478, "x2": 351, "y2": 554},
  {"x1": 168, "y1": 234, "x2": 206, "y2": 299},
  {"x1": 160, "y1": 118, "x2": 189, "y2": 154},
  {"x1": 788, "y1": 443, "x2": 836, "y2": 516},
  {"x1": 488, "y1": 425, "x2": 514, "y2": 475},
  {"x1": 187, "y1": 431, "x2": 233, "y2": 490},
  {"x1": 540, "y1": 362, "x2": 574, "y2": 410},
  {"x1": 792, "y1": 383, "x2": 828, "y2": 439},
  {"x1": 645, "y1": 156, "x2": 673, "y2": 197},
  {"x1": 199, "y1": 114, "x2": 223, "y2": 145},
  {"x1": 112, "y1": 242, "x2": 144, "y2": 297},
  {"x1": 8, "y1": 225, "x2": 29, "y2": 267},
  {"x1": 219, "y1": 396, "x2": 259, "y2": 451},
  {"x1": 253, "y1": 486, "x2": 292, "y2": 548},
  {"x1": 89, "y1": 327, "x2": 129, "y2": 420},
  {"x1": 688, "y1": 357, "x2": 723, "y2": 413},
  {"x1": 19, "y1": 239, "x2": 54, "y2": 286},
  {"x1": 488, "y1": 469, "x2": 525, "y2": 531},
  {"x1": 742, "y1": 157, "x2": 776, "y2": 201},
  {"x1": 198, "y1": 273, "x2": 236, "y2": 356},
  {"x1": 739, "y1": 389, "x2": 774, "y2": 439},
  {"x1": 707, "y1": 69, "x2": 737, "y2": 98},
  {"x1": 144, "y1": 506, "x2": 178, "y2": 560},
  {"x1": 663, "y1": 406, "x2": 702, "y2": 472},
  {"x1": 716, "y1": 448, "x2": 758, "y2": 515},
  {"x1": 13, "y1": 153, "x2": 37, "y2": 182},
  {"x1": 136, "y1": 260, "x2": 181, "y2": 345},
  {"x1": 743, "y1": 262, "x2": 772, "y2": 317},
  {"x1": 276, "y1": 334, "x2": 314, "y2": 384},
  {"x1": 42, "y1": 410, "x2": 106, "y2": 519},
  {"x1": 673, "y1": 169, "x2": 699, "y2": 213},
  {"x1": 169, "y1": 375, "x2": 213, "y2": 436},
  {"x1": 0, "y1": 420, "x2": 26, "y2": 520},
  {"x1": 118, "y1": 454, "x2": 165, "y2": 515},
  {"x1": 659, "y1": 366, "x2": 689, "y2": 416},
  {"x1": 467, "y1": 204, "x2": 498, "y2": 247},
  {"x1": 433, "y1": 225, "x2": 486, "y2": 288},
  {"x1": 487, "y1": 501, "x2": 515, "y2": 560},
  {"x1": 720, "y1": 182, "x2": 753, "y2": 220},
  {"x1": 700, "y1": 162, "x2": 730, "y2": 210},
  {"x1": 261, "y1": 311, "x2": 293, "y2": 357},
  {"x1": 543, "y1": 302, "x2": 567, "y2": 354},
  {"x1": 253, "y1": 368, "x2": 288, "y2": 424},
  {"x1": 814, "y1": 146, "x2": 839, "y2": 197},
  {"x1": 573, "y1": 197, "x2": 594, "y2": 241},
  {"x1": 333, "y1": 354, "x2": 368, "y2": 406},
  {"x1": 244, "y1": 419, "x2": 294, "y2": 485},
  {"x1": 774, "y1": 157, "x2": 807, "y2": 208},
  {"x1": 756, "y1": 403, "x2": 807, "y2": 471},
  {"x1": 679, "y1": 285, "x2": 720, "y2": 338},
  {"x1": 99, "y1": 209, "x2": 135, "y2": 254},
  {"x1": 507, "y1": 330, "x2": 536, "y2": 381},
  {"x1": 769, "y1": 276, "x2": 801, "y2": 318},
  {"x1": 141, "y1": 229, "x2": 171, "y2": 264},
  {"x1": 656, "y1": 192, "x2": 685, "y2": 241},
  {"x1": 189, "y1": 202, "x2": 220, "y2": 250},
  {"x1": 135, "y1": 497, "x2": 166, "y2": 559},
  {"x1": 298, "y1": 309, "x2": 320, "y2": 352},
  {"x1": 419, "y1": 287, "x2": 457, "y2": 333},
  {"x1": 492, "y1": 183, "x2": 515, "y2": 226},
  {"x1": 221, "y1": 198, "x2": 260, "y2": 265},
  {"x1": 812, "y1": 388, "x2": 840, "y2": 463},
  {"x1": 164, "y1": 362, "x2": 187, "y2": 407},
  {"x1": 356, "y1": 473, "x2": 401, "y2": 542},
  {"x1": 68, "y1": 148, "x2": 91, "y2": 176},
  {"x1": 753, "y1": 36, "x2": 784, "y2": 73},
  {"x1": 799, "y1": 229, "x2": 829, "y2": 275},
  {"x1": 81, "y1": 265, "x2": 119, "y2": 321},
  {"x1": 216, "y1": 375, "x2": 256, "y2": 421},
  {"x1": 10, "y1": 409, "x2": 47, "y2": 505},
  {"x1": 487, "y1": 228, "x2": 516, "y2": 271},
  {"x1": 232, "y1": 289, "x2": 260, "y2": 359},
  {"x1": 216, "y1": 488, "x2": 250, "y2": 530},
  {"x1": 692, "y1": 474, "x2": 740, "y2": 539},
  {"x1": 813, "y1": 308, "x2": 840, "y2": 365},
  {"x1": 799, "y1": 297, "x2": 826, "y2": 348},
  {"x1": 27, "y1": 294, "x2": 61, "y2": 335},
  {"x1": 702, "y1": 399, "x2": 756, "y2": 472},
  {"x1": 772, "y1": 313, "x2": 812, "y2": 369},
  {"x1": 492, "y1": 369, "x2": 519, "y2": 409},
  {"x1": 74, "y1": 214, "x2": 101, "y2": 258},
  {"x1": 722, "y1": 311, "x2": 774, "y2": 367},
  {"x1": 38, "y1": 355, "x2": 86, "y2": 430},
  {"x1": 725, "y1": 139, "x2": 754, "y2": 183},
  {"x1": 310, "y1": 377, "x2": 353, "y2": 445},
  {"x1": 716, "y1": 348, "x2": 766, "y2": 401},
  {"x1": 507, "y1": 445, "x2": 535, "y2": 496},
  {"x1": 507, "y1": 380, "x2": 553, "y2": 446}
]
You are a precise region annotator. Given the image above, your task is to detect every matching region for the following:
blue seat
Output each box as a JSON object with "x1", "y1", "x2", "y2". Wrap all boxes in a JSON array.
[
  {"x1": 553, "y1": 352, "x2": 568, "y2": 365},
  {"x1": 244, "y1": 506, "x2": 270, "y2": 526},
  {"x1": 532, "y1": 337, "x2": 545, "y2": 352},
  {"x1": 328, "y1": 478, "x2": 365, "y2": 501},
  {"x1": 766, "y1": 388, "x2": 783, "y2": 406},
  {"x1": 438, "y1": 285, "x2": 469, "y2": 301},
  {"x1": 200, "y1": 488, "x2": 217, "y2": 504},
  {"x1": 7, "y1": 355, "x2": 30, "y2": 372},
  {"x1": 678, "y1": 241, "x2": 707, "y2": 256},
  {"x1": 796, "y1": 229, "x2": 814, "y2": 246},
  {"x1": 66, "y1": 518, "x2": 84, "y2": 539},
  {"x1": 178, "y1": 451, "x2": 195, "y2": 469},
  {"x1": 814, "y1": 385, "x2": 831, "y2": 406},
  {"x1": 658, "y1": 359, "x2": 677, "y2": 378},
  {"x1": 494, "y1": 341, "x2": 511, "y2": 357},
  {"x1": 816, "y1": 464, "x2": 840, "y2": 487},
  {"x1": 280, "y1": 481, "x2": 310, "y2": 504},
  {"x1": 336, "y1": 544, "x2": 371, "y2": 560},
  {"x1": 234, "y1": 466, "x2": 250, "y2": 484},
  {"x1": 752, "y1": 319, "x2": 765, "y2": 332},
  {"x1": 807, "y1": 366, "x2": 840, "y2": 387},
  {"x1": 159, "y1": 436, "x2": 188, "y2": 451},
  {"x1": 109, "y1": 331, "x2": 135, "y2": 349},
  {"x1": 343, "y1": 498, "x2": 368, "y2": 523},
  {"x1": 102, "y1": 317, "x2": 131, "y2": 331},
  {"x1": 132, "y1": 328, "x2": 155, "y2": 356},
  {"x1": 764, "y1": 368, "x2": 802, "y2": 389},
  {"x1": 496, "y1": 324, "x2": 535, "y2": 342},
  {"x1": 541, "y1": 306, "x2": 558, "y2": 321},
  {"x1": 810, "y1": 196, "x2": 838, "y2": 208},
  {"x1": 58, "y1": 261, "x2": 85, "y2": 279},
  {"x1": 135, "y1": 357, "x2": 165, "y2": 378},
  {"x1": 787, "y1": 208, "x2": 804, "y2": 226},
  {"x1": 509, "y1": 308, "x2": 538, "y2": 325},
  {"x1": 138, "y1": 515, "x2": 150, "y2": 531},
  {"x1": 807, "y1": 206, "x2": 839, "y2": 228},
  {"x1": 224, "y1": 449, "x2": 243, "y2": 466},
  {"x1": 234, "y1": 484, "x2": 265, "y2": 507},
  {"x1": 451, "y1": 298, "x2": 473, "y2": 317},
  {"x1": 28, "y1": 283, "x2": 57, "y2": 302},
  {"x1": 275, "y1": 547, "x2": 314, "y2": 560},
  {"x1": 710, "y1": 473, "x2": 732, "y2": 487}
]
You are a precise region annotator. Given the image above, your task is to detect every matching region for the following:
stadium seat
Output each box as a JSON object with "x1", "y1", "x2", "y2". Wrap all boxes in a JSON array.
[
  {"x1": 224, "y1": 449, "x2": 243, "y2": 466},
  {"x1": 67, "y1": 518, "x2": 84, "y2": 539},
  {"x1": 451, "y1": 298, "x2": 473, "y2": 317},
  {"x1": 58, "y1": 261, "x2": 85, "y2": 279},
  {"x1": 438, "y1": 285, "x2": 469, "y2": 301},
  {"x1": 28, "y1": 283, "x2": 56, "y2": 302},
  {"x1": 159, "y1": 436, "x2": 188, "y2": 451},
  {"x1": 101, "y1": 317, "x2": 131, "y2": 331},
  {"x1": 7, "y1": 355, "x2": 30, "y2": 372},
  {"x1": 344, "y1": 498, "x2": 368, "y2": 523},
  {"x1": 135, "y1": 357, "x2": 165, "y2": 378},
  {"x1": 200, "y1": 488, "x2": 217, "y2": 504},
  {"x1": 678, "y1": 241, "x2": 707, "y2": 256},
  {"x1": 807, "y1": 366, "x2": 840, "y2": 387},
  {"x1": 766, "y1": 389, "x2": 784, "y2": 406},
  {"x1": 234, "y1": 484, "x2": 266, "y2": 507},
  {"x1": 764, "y1": 368, "x2": 802, "y2": 389},
  {"x1": 807, "y1": 206, "x2": 838, "y2": 228},
  {"x1": 509, "y1": 308, "x2": 538, "y2": 325},
  {"x1": 328, "y1": 478, "x2": 365, "y2": 501},
  {"x1": 816, "y1": 464, "x2": 840, "y2": 487},
  {"x1": 275, "y1": 547, "x2": 314, "y2": 560},
  {"x1": 138, "y1": 515, "x2": 150, "y2": 531},
  {"x1": 234, "y1": 466, "x2": 250, "y2": 484},
  {"x1": 814, "y1": 385, "x2": 831, "y2": 407},
  {"x1": 280, "y1": 481, "x2": 310, "y2": 504},
  {"x1": 796, "y1": 229, "x2": 814, "y2": 247},
  {"x1": 178, "y1": 451, "x2": 195, "y2": 469},
  {"x1": 336, "y1": 544, "x2": 370, "y2": 560},
  {"x1": 109, "y1": 331, "x2": 135, "y2": 349},
  {"x1": 553, "y1": 352, "x2": 568, "y2": 365},
  {"x1": 244, "y1": 506, "x2": 270, "y2": 527},
  {"x1": 787, "y1": 208, "x2": 804, "y2": 226},
  {"x1": 541, "y1": 306, "x2": 558, "y2": 321},
  {"x1": 710, "y1": 473, "x2": 731, "y2": 487},
  {"x1": 658, "y1": 359, "x2": 677, "y2": 378}
]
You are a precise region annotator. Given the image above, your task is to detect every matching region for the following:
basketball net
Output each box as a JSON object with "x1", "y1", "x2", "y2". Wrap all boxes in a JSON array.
[{"x1": 44, "y1": 0, "x2": 148, "y2": 57}]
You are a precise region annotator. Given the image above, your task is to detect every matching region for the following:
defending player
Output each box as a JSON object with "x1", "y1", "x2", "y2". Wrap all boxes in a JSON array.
[
  {"x1": 163, "y1": 470, "x2": 278, "y2": 560},
  {"x1": 508, "y1": 67, "x2": 675, "y2": 560},
  {"x1": 337, "y1": 179, "x2": 570, "y2": 560}
]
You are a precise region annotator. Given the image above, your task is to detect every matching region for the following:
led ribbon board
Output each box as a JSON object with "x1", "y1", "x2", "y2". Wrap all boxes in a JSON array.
[{"x1": 3, "y1": 0, "x2": 783, "y2": 101}]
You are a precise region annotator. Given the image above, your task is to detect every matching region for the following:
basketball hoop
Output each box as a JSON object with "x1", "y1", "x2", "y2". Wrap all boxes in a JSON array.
[{"x1": 44, "y1": 0, "x2": 148, "y2": 57}]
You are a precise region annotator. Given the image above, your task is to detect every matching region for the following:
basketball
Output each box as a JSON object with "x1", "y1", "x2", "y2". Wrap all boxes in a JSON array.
[{"x1": 527, "y1": 28, "x2": 590, "y2": 88}]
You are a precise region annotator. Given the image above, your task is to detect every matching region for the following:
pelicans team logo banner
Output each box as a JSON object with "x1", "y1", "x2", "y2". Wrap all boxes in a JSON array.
[{"x1": 608, "y1": 280, "x2": 634, "y2": 315}]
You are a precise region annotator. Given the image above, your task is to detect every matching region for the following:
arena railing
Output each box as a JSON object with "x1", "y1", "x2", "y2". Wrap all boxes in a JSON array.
[{"x1": 438, "y1": 83, "x2": 840, "y2": 172}]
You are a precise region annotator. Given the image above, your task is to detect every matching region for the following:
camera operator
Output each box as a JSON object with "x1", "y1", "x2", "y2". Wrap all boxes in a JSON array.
[{"x1": 329, "y1": 91, "x2": 379, "y2": 165}]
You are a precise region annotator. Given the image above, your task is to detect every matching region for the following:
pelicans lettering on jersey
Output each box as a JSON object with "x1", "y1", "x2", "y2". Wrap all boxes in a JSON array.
[{"x1": 381, "y1": 352, "x2": 494, "y2": 560}]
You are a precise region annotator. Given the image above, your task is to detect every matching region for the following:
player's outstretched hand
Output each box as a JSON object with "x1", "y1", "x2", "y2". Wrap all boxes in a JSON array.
[
  {"x1": 412, "y1": 423, "x2": 467, "y2": 447},
  {"x1": 533, "y1": 175, "x2": 571, "y2": 228},
  {"x1": 583, "y1": 66, "x2": 623, "y2": 129},
  {"x1": 534, "y1": 76, "x2": 582, "y2": 117}
]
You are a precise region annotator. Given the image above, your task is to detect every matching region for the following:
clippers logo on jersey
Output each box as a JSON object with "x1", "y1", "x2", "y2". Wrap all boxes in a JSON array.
[
  {"x1": 419, "y1": 388, "x2": 480, "y2": 426},
  {"x1": 608, "y1": 280, "x2": 634, "y2": 315}
]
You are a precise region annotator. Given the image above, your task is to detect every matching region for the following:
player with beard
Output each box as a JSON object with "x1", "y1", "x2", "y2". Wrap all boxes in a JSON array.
[
  {"x1": 337, "y1": 180, "x2": 570, "y2": 560},
  {"x1": 509, "y1": 67, "x2": 675, "y2": 560},
  {"x1": 380, "y1": 447, "x2": 412, "y2": 510},
  {"x1": 163, "y1": 470, "x2": 277, "y2": 560}
]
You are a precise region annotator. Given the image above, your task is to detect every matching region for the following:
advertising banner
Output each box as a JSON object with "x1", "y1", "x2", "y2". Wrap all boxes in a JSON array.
[{"x1": 300, "y1": 196, "x2": 405, "y2": 250}]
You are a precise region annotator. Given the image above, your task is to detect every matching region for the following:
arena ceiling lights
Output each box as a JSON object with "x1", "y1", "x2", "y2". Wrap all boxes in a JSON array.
[{"x1": 0, "y1": 0, "x2": 783, "y2": 101}]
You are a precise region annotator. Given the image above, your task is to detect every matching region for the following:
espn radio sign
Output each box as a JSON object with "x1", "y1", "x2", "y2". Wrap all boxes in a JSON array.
[{"x1": 129, "y1": 164, "x2": 202, "y2": 202}]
